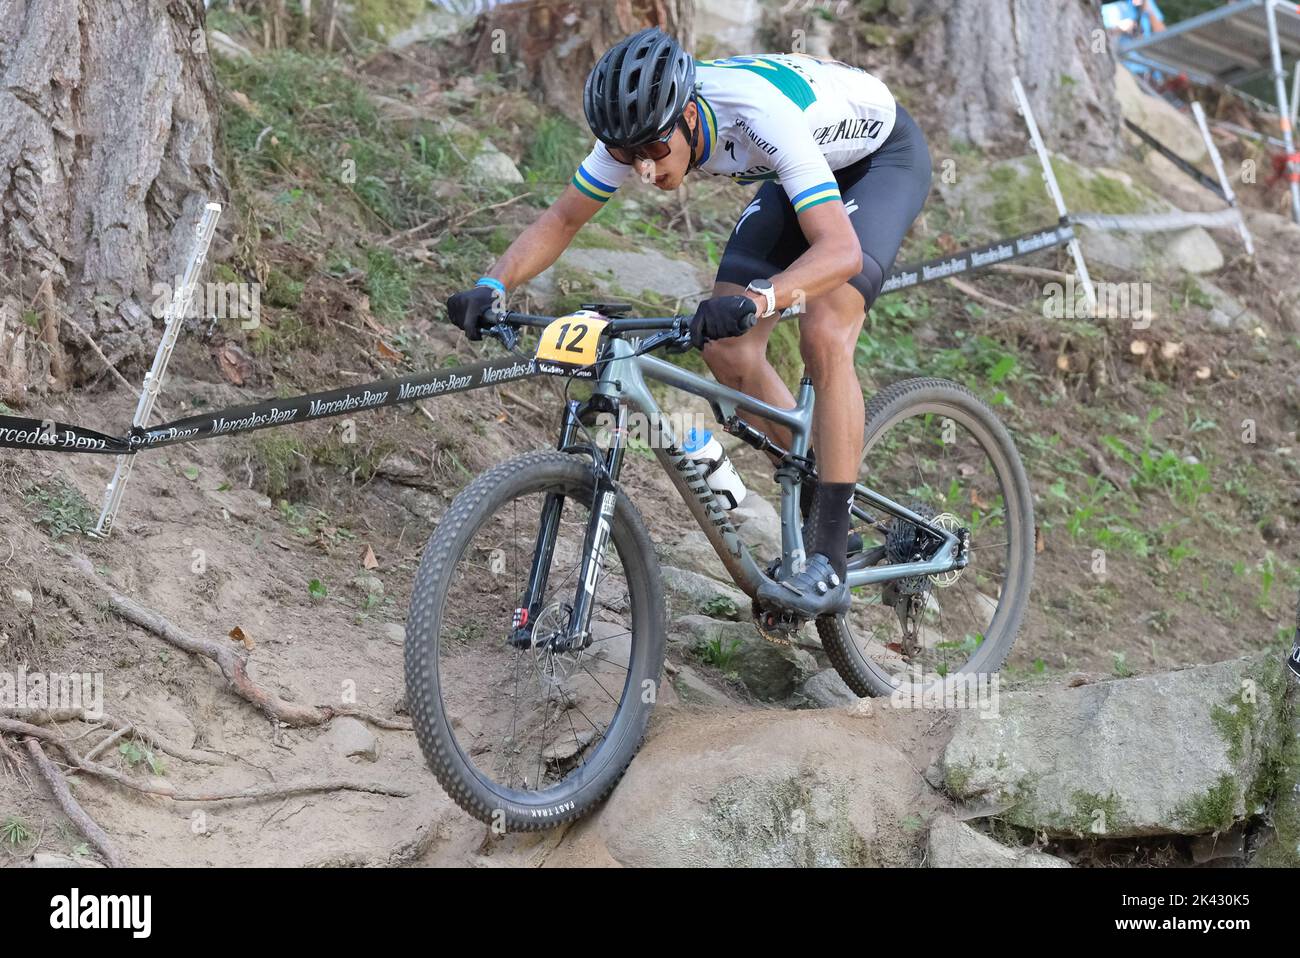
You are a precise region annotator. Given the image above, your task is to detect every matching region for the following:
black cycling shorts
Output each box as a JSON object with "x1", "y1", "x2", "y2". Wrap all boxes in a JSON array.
[{"x1": 715, "y1": 104, "x2": 932, "y2": 307}]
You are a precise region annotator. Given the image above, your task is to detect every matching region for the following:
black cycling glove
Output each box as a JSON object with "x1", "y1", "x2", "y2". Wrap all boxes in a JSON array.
[
  {"x1": 446, "y1": 284, "x2": 500, "y2": 341},
  {"x1": 689, "y1": 294, "x2": 758, "y2": 349}
]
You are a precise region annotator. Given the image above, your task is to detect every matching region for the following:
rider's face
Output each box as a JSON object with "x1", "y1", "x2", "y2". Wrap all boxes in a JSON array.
[{"x1": 635, "y1": 102, "x2": 697, "y2": 191}]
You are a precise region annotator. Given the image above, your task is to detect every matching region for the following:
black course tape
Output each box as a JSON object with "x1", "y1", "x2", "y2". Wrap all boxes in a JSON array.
[
  {"x1": 1123, "y1": 119, "x2": 1227, "y2": 201},
  {"x1": 880, "y1": 222, "x2": 1076, "y2": 294},
  {"x1": 0, "y1": 355, "x2": 543, "y2": 456},
  {"x1": 0, "y1": 416, "x2": 133, "y2": 455},
  {"x1": 0, "y1": 221, "x2": 1081, "y2": 458}
]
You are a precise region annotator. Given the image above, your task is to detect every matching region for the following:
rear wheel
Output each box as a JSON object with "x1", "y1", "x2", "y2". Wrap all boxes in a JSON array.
[
  {"x1": 819, "y1": 378, "x2": 1035, "y2": 698},
  {"x1": 404, "y1": 450, "x2": 665, "y2": 830}
]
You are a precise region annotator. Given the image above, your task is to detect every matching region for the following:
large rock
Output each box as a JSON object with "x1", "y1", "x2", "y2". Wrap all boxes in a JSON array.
[
  {"x1": 320, "y1": 716, "x2": 380, "y2": 763},
  {"x1": 661, "y1": 565, "x2": 748, "y2": 620},
  {"x1": 533, "y1": 249, "x2": 707, "y2": 306},
  {"x1": 797, "y1": 668, "x2": 861, "y2": 709},
  {"x1": 550, "y1": 710, "x2": 938, "y2": 867},
  {"x1": 673, "y1": 614, "x2": 817, "y2": 702},
  {"x1": 1163, "y1": 227, "x2": 1223, "y2": 275},
  {"x1": 670, "y1": 663, "x2": 736, "y2": 709},
  {"x1": 469, "y1": 145, "x2": 524, "y2": 184},
  {"x1": 1253, "y1": 680, "x2": 1300, "y2": 867},
  {"x1": 941, "y1": 652, "x2": 1287, "y2": 837},
  {"x1": 1078, "y1": 228, "x2": 1151, "y2": 274},
  {"x1": 927, "y1": 814, "x2": 1070, "y2": 868},
  {"x1": 1115, "y1": 64, "x2": 1207, "y2": 167},
  {"x1": 730, "y1": 493, "x2": 782, "y2": 559}
]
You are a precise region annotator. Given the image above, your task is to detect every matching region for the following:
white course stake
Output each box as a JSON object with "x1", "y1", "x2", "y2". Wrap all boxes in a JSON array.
[
  {"x1": 1291, "y1": 60, "x2": 1299, "y2": 128},
  {"x1": 91, "y1": 202, "x2": 222, "y2": 539},
  {"x1": 1011, "y1": 75, "x2": 1098, "y2": 316},
  {"x1": 1191, "y1": 101, "x2": 1254, "y2": 256}
]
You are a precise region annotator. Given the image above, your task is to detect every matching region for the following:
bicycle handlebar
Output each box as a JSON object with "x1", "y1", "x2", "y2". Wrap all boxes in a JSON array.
[
  {"x1": 481, "y1": 307, "x2": 758, "y2": 355},
  {"x1": 486, "y1": 309, "x2": 688, "y2": 334}
]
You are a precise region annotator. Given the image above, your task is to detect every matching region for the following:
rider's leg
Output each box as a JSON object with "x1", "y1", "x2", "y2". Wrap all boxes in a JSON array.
[
  {"x1": 798, "y1": 279, "x2": 868, "y2": 581},
  {"x1": 699, "y1": 280, "x2": 797, "y2": 449}
]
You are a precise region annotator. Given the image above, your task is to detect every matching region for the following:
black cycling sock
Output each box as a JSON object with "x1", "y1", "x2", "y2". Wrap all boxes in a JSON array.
[
  {"x1": 812, "y1": 481, "x2": 854, "y2": 580},
  {"x1": 798, "y1": 447, "x2": 817, "y2": 525}
]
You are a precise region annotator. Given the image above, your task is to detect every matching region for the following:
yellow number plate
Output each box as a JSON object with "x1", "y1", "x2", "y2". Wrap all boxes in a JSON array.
[{"x1": 535, "y1": 313, "x2": 608, "y2": 369}]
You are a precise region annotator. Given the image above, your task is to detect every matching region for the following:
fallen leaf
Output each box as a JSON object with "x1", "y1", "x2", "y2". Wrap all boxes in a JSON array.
[
  {"x1": 1056, "y1": 354, "x2": 1070, "y2": 371},
  {"x1": 362, "y1": 545, "x2": 378, "y2": 570},
  {"x1": 1035, "y1": 526, "x2": 1045, "y2": 553},
  {"x1": 1129, "y1": 340, "x2": 1148, "y2": 356},
  {"x1": 226, "y1": 90, "x2": 257, "y2": 114},
  {"x1": 1194, "y1": 365, "x2": 1211, "y2": 380},
  {"x1": 376, "y1": 339, "x2": 404, "y2": 362},
  {"x1": 229, "y1": 626, "x2": 254, "y2": 650},
  {"x1": 1159, "y1": 341, "x2": 1182, "y2": 360},
  {"x1": 214, "y1": 341, "x2": 253, "y2": 386}
]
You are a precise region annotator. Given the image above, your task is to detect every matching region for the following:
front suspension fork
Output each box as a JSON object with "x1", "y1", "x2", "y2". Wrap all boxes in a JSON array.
[{"x1": 508, "y1": 398, "x2": 626, "y2": 651}]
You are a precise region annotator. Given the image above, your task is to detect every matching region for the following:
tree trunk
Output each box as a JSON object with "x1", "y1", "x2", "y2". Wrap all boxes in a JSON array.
[
  {"x1": 907, "y1": 0, "x2": 1121, "y2": 165},
  {"x1": 467, "y1": 0, "x2": 695, "y2": 124},
  {"x1": 0, "y1": 0, "x2": 226, "y2": 395},
  {"x1": 771, "y1": 0, "x2": 1120, "y2": 166}
]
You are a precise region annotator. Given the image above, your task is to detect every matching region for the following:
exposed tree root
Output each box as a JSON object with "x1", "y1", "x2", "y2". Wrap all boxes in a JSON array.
[
  {"x1": 2, "y1": 716, "x2": 413, "y2": 868},
  {"x1": 2, "y1": 707, "x2": 227, "y2": 766},
  {"x1": 67, "y1": 555, "x2": 413, "y2": 732},
  {"x1": 23, "y1": 737, "x2": 123, "y2": 868}
]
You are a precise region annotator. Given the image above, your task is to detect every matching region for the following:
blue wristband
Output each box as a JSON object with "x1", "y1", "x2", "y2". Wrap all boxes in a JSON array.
[{"x1": 475, "y1": 276, "x2": 506, "y2": 295}]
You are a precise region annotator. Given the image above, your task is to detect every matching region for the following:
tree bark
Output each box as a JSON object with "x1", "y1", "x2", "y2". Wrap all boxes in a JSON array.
[
  {"x1": 907, "y1": 0, "x2": 1121, "y2": 165},
  {"x1": 466, "y1": 0, "x2": 695, "y2": 124},
  {"x1": 767, "y1": 0, "x2": 1121, "y2": 166},
  {"x1": 0, "y1": 0, "x2": 226, "y2": 392}
]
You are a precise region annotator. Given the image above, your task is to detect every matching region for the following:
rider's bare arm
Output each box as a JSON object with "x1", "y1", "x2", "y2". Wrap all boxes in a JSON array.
[
  {"x1": 751, "y1": 201, "x2": 863, "y2": 313},
  {"x1": 483, "y1": 185, "x2": 604, "y2": 290}
]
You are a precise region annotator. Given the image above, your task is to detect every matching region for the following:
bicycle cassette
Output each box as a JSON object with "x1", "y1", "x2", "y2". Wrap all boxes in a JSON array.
[{"x1": 885, "y1": 503, "x2": 939, "y2": 595}]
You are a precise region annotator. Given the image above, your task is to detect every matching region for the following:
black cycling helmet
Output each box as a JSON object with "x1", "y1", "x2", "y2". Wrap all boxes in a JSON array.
[{"x1": 583, "y1": 27, "x2": 696, "y2": 148}]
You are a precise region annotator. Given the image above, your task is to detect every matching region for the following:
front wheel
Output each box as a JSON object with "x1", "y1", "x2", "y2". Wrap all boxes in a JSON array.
[
  {"x1": 404, "y1": 450, "x2": 665, "y2": 831},
  {"x1": 819, "y1": 378, "x2": 1035, "y2": 698}
]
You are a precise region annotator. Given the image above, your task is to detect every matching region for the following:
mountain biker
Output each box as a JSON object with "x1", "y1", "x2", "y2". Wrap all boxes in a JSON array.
[{"x1": 445, "y1": 27, "x2": 932, "y2": 618}]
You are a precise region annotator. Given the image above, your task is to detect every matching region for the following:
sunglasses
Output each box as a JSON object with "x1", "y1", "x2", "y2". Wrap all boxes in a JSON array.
[{"x1": 607, "y1": 116, "x2": 689, "y2": 165}]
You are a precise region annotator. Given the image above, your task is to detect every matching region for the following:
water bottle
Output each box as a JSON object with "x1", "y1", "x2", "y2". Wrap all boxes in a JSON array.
[{"x1": 682, "y1": 427, "x2": 747, "y2": 510}]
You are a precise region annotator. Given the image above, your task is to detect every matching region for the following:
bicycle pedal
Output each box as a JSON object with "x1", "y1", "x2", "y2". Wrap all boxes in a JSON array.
[{"x1": 751, "y1": 599, "x2": 805, "y2": 647}]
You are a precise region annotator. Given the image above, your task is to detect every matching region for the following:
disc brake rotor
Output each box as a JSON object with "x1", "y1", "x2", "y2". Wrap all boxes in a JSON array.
[
  {"x1": 928, "y1": 512, "x2": 966, "y2": 588},
  {"x1": 530, "y1": 602, "x2": 585, "y2": 692}
]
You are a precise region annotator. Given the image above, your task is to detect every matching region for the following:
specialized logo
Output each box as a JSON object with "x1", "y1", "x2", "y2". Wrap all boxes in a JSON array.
[
  {"x1": 735, "y1": 118, "x2": 778, "y2": 156},
  {"x1": 813, "y1": 116, "x2": 885, "y2": 147},
  {"x1": 735, "y1": 199, "x2": 763, "y2": 233},
  {"x1": 844, "y1": 198, "x2": 860, "y2": 216}
]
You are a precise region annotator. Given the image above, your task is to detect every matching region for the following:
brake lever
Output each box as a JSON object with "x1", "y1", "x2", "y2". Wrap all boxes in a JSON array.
[
  {"x1": 485, "y1": 322, "x2": 519, "y2": 351},
  {"x1": 662, "y1": 317, "x2": 694, "y2": 355}
]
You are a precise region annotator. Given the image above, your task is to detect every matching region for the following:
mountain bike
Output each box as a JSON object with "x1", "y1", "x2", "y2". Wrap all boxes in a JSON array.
[{"x1": 404, "y1": 304, "x2": 1035, "y2": 830}]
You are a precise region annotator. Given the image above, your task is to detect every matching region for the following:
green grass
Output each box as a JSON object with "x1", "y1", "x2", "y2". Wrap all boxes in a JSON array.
[
  {"x1": 0, "y1": 816, "x2": 32, "y2": 848},
  {"x1": 699, "y1": 635, "x2": 744, "y2": 670},
  {"x1": 522, "y1": 114, "x2": 590, "y2": 186},
  {"x1": 24, "y1": 481, "x2": 95, "y2": 539}
]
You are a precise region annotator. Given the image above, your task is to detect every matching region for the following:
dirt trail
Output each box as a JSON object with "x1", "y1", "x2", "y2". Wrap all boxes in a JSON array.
[{"x1": 0, "y1": 365, "x2": 799, "y2": 867}]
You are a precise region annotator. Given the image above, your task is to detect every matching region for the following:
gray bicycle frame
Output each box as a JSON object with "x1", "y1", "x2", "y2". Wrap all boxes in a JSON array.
[{"x1": 587, "y1": 336, "x2": 963, "y2": 601}]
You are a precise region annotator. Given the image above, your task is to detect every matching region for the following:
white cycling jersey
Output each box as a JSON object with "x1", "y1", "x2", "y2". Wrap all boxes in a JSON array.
[{"x1": 571, "y1": 54, "x2": 897, "y2": 214}]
